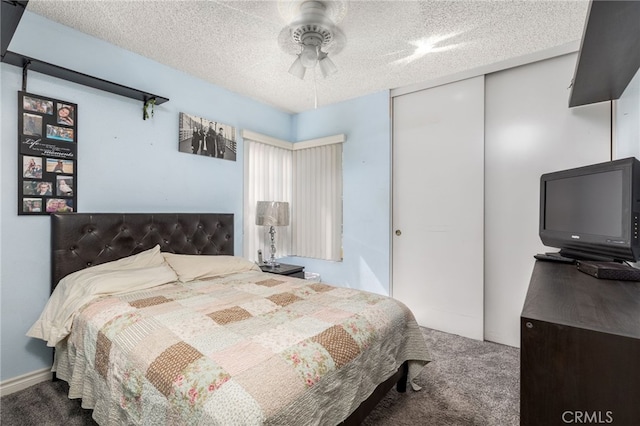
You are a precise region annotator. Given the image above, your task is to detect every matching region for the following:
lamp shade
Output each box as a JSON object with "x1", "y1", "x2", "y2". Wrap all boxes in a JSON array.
[
  {"x1": 318, "y1": 54, "x2": 337, "y2": 78},
  {"x1": 255, "y1": 201, "x2": 290, "y2": 227},
  {"x1": 300, "y1": 43, "x2": 319, "y2": 68},
  {"x1": 288, "y1": 55, "x2": 306, "y2": 79}
]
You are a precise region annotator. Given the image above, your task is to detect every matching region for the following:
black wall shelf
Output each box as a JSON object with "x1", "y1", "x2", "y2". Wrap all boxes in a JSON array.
[
  {"x1": 3, "y1": 51, "x2": 169, "y2": 105},
  {"x1": 1, "y1": 0, "x2": 169, "y2": 106},
  {"x1": 569, "y1": 0, "x2": 640, "y2": 107}
]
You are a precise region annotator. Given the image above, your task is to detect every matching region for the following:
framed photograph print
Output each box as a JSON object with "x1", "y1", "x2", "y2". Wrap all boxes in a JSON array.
[
  {"x1": 22, "y1": 155, "x2": 43, "y2": 178},
  {"x1": 18, "y1": 92, "x2": 77, "y2": 215},
  {"x1": 45, "y1": 198, "x2": 73, "y2": 213},
  {"x1": 45, "y1": 158, "x2": 74, "y2": 174},
  {"x1": 178, "y1": 112, "x2": 237, "y2": 161},
  {"x1": 56, "y1": 104, "x2": 75, "y2": 126},
  {"x1": 22, "y1": 95, "x2": 53, "y2": 114},
  {"x1": 22, "y1": 198, "x2": 43, "y2": 213},
  {"x1": 23, "y1": 113, "x2": 43, "y2": 137},
  {"x1": 46, "y1": 124, "x2": 74, "y2": 142},
  {"x1": 56, "y1": 176, "x2": 73, "y2": 196}
]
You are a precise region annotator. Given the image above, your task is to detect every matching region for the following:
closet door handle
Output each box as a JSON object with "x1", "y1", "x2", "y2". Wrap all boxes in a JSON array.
[{"x1": 395, "y1": 229, "x2": 402, "y2": 236}]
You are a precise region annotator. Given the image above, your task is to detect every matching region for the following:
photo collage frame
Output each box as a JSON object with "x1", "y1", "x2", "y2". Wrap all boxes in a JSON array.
[{"x1": 18, "y1": 91, "x2": 77, "y2": 215}]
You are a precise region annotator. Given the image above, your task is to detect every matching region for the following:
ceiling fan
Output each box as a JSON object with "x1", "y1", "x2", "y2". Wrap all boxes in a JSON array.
[{"x1": 278, "y1": 0, "x2": 347, "y2": 80}]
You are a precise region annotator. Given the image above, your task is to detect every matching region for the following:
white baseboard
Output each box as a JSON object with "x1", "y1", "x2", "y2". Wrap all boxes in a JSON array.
[{"x1": 0, "y1": 368, "x2": 52, "y2": 397}]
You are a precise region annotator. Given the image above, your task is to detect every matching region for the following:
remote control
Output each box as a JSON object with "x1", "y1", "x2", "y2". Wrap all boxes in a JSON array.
[{"x1": 534, "y1": 253, "x2": 576, "y2": 264}]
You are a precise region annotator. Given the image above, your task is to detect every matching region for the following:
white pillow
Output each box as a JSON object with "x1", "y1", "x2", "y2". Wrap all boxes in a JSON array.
[
  {"x1": 86, "y1": 244, "x2": 166, "y2": 272},
  {"x1": 162, "y1": 253, "x2": 260, "y2": 282},
  {"x1": 27, "y1": 245, "x2": 178, "y2": 347}
]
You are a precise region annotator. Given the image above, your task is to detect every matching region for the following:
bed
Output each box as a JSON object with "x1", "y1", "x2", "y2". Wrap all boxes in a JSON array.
[{"x1": 27, "y1": 213, "x2": 431, "y2": 425}]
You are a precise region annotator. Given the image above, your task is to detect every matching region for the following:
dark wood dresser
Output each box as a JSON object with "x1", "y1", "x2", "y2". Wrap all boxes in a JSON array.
[{"x1": 521, "y1": 261, "x2": 640, "y2": 425}]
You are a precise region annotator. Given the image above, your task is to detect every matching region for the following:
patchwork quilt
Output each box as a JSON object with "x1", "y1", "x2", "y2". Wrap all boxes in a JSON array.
[{"x1": 54, "y1": 270, "x2": 431, "y2": 425}]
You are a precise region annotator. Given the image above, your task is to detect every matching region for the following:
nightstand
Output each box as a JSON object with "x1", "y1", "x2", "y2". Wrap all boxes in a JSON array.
[{"x1": 259, "y1": 263, "x2": 305, "y2": 279}]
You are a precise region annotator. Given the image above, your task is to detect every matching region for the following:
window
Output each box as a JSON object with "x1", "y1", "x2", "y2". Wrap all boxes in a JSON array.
[{"x1": 243, "y1": 130, "x2": 344, "y2": 262}]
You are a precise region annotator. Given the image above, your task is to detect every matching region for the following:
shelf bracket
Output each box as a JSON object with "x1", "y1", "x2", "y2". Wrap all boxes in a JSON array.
[{"x1": 21, "y1": 59, "x2": 30, "y2": 91}]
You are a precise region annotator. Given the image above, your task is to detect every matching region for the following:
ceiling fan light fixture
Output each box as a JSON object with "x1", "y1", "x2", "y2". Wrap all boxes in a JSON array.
[
  {"x1": 318, "y1": 52, "x2": 337, "y2": 78},
  {"x1": 288, "y1": 55, "x2": 306, "y2": 79},
  {"x1": 281, "y1": 0, "x2": 345, "y2": 81},
  {"x1": 300, "y1": 43, "x2": 319, "y2": 68}
]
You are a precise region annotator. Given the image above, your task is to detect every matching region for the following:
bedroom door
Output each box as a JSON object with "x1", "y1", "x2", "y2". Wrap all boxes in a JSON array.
[{"x1": 392, "y1": 76, "x2": 485, "y2": 340}]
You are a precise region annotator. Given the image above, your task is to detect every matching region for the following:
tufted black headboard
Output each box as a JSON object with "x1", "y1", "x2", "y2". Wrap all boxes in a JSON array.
[{"x1": 51, "y1": 213, "x2": 234, "y2": 290}]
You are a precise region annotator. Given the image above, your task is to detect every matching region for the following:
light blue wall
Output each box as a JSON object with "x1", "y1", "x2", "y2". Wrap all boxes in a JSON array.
[
  {"x1": 1, "y1": 13, "x2": 392, "y2": 382},
  {"x1": 0, "y1": 12, "x2": 292, "y2": 381},
  {"x1": 283, "y1": 91, "x2": 392, "y2": 295}
]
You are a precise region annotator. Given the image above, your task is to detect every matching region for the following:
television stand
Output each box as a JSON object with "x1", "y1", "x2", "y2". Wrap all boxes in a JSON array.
[{"x1": 521, "y1": 261, "x2": 640, "y2": 425}]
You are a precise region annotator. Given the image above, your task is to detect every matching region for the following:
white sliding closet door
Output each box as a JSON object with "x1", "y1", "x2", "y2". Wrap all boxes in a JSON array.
[
  {"x1": 483, "y1": 53, "x2": 610, "y2": 347},
  {"x1": 392, "y1": 76, "x2": 484, "y2": 340}
]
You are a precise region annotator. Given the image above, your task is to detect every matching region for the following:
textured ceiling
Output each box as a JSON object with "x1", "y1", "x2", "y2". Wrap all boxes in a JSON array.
[{"x1": 25, "y1": 0, "x2": 590, "y2": 113}]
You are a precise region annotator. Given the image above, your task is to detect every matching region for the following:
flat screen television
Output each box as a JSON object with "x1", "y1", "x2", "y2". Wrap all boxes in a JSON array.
[{"x1": 539, "y1": 157, "x2": 640, "y2": 262}]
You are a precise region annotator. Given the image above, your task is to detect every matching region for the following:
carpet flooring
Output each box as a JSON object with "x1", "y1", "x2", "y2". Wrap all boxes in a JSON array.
[{"x1": 1, "y1": 327, "x2": 520, "y2": 425}]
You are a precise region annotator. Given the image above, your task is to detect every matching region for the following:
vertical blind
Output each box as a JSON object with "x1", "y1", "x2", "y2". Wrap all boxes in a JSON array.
[
  {"x1": 292, "y1": 143, "x2": 343, "y2": 261},
  {"x1": 243, "y1": 139, "x2": 292, "y2": 262},
  {"x1": 243, "y1": 130, "x2": 344, "y2": 262}
]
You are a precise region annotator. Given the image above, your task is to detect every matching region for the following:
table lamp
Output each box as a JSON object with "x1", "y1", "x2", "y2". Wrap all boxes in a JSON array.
[{"x1": 255, "y1": 201, "x2": 290, "y2": 267}]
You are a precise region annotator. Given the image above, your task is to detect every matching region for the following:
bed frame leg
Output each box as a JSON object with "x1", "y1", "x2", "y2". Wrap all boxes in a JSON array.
[{"x1": 396, "y1": 361, "x2": 409, "y2": 393}]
